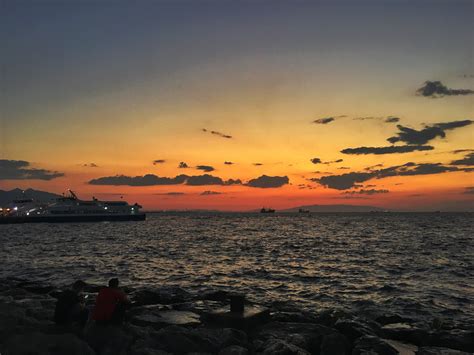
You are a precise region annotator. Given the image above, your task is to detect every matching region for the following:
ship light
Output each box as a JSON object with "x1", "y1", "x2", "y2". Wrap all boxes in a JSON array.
[
  {"x1": 104, "y1": 207, "x2": 108, "y2": 210},
  {"x1": 14, "y1": 207, "x2": 18, "y2": 211},
  {"x1": 26, "y1": 212, "x2": 30, "y2": 216}
]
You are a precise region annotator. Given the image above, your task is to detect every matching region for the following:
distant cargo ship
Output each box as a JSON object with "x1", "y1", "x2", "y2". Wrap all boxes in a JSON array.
[
  {"x1": 0, "y1": 190, "x2": 145, "y2": 224},
  {"x1": 260, "y1": 207, "x2": 275, "y2": 213}
]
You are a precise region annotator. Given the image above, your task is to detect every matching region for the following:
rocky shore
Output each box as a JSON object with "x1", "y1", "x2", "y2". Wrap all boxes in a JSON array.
[{"x1": 0, "y1": 277, "x2": 472, "y2": 355}]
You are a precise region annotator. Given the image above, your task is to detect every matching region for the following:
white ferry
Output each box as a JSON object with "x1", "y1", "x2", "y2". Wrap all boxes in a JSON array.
[{"x1": 0, "y1": 191, "x2": 145, "y2": 224}]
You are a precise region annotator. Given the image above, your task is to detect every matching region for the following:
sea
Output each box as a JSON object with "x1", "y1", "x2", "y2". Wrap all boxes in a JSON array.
[{"x1": 1, "y1": 212, "x2": 473, "y2": 327}]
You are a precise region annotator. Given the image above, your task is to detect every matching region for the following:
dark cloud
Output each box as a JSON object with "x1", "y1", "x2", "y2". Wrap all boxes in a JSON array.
[
  {"x1": 333, "y1": 195, "x2": 369, "y2": 200},
  {"x1": 153, "y1": 159, "x2": 166, "y2": 165},
  {"x1": 416, "y1": 81, "x2": 474, "y2": 97},
  {"x1": 224, "y1": 178, "x2": 242, "y2": 185},
  {"x1": 365, "y1": 164, "x2": 384, "y2": 171},
  {"x1": 463, "y1": 187, "x2": 474, "y2": 195},
  {"x1": 200, "y1": 190, "x2": 222, "y2": 195},
  {"x1": 342, "y1": 189, "x2": 389, "y2": 195},
  {"x1": 253, "y1": 163, "x2": 263, "y2": 166},
  {"x1": 338, "y1": 167, "x2": 351, "y2": 170},
  {"x1": 196, "y1": 165, "x2": 215, "y2": 172},
  {"x1": 313, "y1": 117, "x2": 335, "y2": 124},
  {"x1": 83, "y1": 163, "x2": 98, "y2": 168},
  {"x1": 185, "y1": 174, "x2": 225, "y2": 186},
  {"x1": 0, "y1": 159, "x2": 64, "y2": 180},
  {"x1": 89, "y1": 174, "x2": 188, "y2": 186},
  {"x1": 314, "y1": 162, "x2": 467, "y2": 190},
  {"x1": 178, "y1": 162, "x2": 189, "y2": 169},
  {"x1": 89, "y1": 173, "x2": 243, "y2": 187},
  {"x1": 341, "y1": 145, "x2": 434, "y2": 155},
  {"x1": 224, "y1": 161, "x2": 234, "y2": 165},
  {"x1": 451, "y1": 152, "x2": 474, "y2": 166},
  {"x1": 202, "y1": 128, "x2": 232, "y2": 139},
  {"x1": 246, "y1": 175, "x2": 289, "y2": 188},
  {"x1": 88, "y1": 173, "x2": 291, "y2": 188},
  {"x1": 385, "y1": 116, "x2": 400, "y2": 123},
  {"x1": 387, "y1": 120, "x2": 473, "y2": 145},
  {"x1": 315, "y1": 172, "x2": 374, "y2": 190},
  {"x1": 311, "y1": 158, "x2": 343, "y2": 164}
]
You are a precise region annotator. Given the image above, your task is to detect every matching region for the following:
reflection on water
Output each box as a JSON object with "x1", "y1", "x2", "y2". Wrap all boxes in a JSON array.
[{"x1": 1, "y1": 212, "x2": 473, "y2": 325}]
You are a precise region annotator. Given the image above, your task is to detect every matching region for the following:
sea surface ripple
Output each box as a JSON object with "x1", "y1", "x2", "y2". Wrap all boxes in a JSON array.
[{"x1": 1, "y1": 212, "x2": 473, "y2": 326}]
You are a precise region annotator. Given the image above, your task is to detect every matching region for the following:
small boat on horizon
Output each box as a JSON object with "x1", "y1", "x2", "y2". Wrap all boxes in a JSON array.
[
  {"x1": 260, "y1": 207, "x2": 275, "y2": 213},
  {"x1": 0, "y1": 190, "x2": 146, "y2": 224}
]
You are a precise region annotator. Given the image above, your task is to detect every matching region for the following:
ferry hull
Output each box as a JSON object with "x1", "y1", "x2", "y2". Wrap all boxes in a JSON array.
[{"x1": 0, "y1": 213, "x2": 146, "y2": 224}]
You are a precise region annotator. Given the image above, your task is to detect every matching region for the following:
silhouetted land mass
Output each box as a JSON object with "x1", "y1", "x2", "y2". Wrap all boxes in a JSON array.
[
  {"x1": 0, "y1": 278, "x2": 473, "y2": 354},
  {"x1": 0, "y1": 188, "x2": 60, "y2": 205}
]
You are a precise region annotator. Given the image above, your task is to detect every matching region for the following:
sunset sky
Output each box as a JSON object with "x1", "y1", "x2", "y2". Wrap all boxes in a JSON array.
[{"x1": 1, "y1": 0, "x2": 473, "y2": 211}]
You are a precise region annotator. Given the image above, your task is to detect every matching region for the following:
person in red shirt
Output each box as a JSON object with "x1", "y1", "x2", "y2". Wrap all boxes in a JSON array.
[{"x1": 92, "y1": 278, "x2": 130, "y2": 325}]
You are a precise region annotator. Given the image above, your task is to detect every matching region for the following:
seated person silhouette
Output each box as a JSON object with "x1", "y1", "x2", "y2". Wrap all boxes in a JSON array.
[
  {"x1": 92, "y1": 278, "x2": 130, "y2": 325},
  {"x1": 54, "y1": 280, "x2": 89, "y2": 327}
]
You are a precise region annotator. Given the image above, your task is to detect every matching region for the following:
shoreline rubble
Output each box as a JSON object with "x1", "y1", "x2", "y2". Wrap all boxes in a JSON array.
[{"x1": 0, "y1": 278, "x2": 472, "y2": 355}]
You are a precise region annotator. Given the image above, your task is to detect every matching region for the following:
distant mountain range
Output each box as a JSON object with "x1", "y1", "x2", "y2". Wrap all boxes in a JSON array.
[
  {"x1": 0, "y1": 188, "x2": 61, "y2": 205},
  {"x1": 281, "y1": 204, "x2": 388, "y2": 213}
]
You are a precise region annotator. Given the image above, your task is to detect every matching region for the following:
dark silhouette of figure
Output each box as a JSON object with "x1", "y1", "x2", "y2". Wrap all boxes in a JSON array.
[
  {"x1": 92, "y1": 278, "x2": 130, "y2": 325},
  {"x1": 54, "y1": 280, "x2": 89, "y2": 327}
]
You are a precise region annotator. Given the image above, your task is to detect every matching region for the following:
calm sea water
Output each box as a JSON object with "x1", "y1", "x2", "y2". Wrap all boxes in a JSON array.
[{"x1": 1, "y1": 213, "x2": 473, "y2": 326}]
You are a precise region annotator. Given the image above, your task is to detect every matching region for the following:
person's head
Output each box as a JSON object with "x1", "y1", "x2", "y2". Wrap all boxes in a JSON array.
[
  {"x1": 108, "y1": 278, "x2": 119, "y2": 288},
  {"x1": 72, "y1": 280, "x2": 86, "y2": 293}
]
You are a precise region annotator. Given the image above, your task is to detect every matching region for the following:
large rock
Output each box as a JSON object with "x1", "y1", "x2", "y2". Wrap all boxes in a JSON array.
[
  {"x1": 335, "y1": 319, "x2": 379, "y2": 343},
  {"x1": 314, "y1": 309, "x2": 354, "y2": 327},
  {"x1": 320, "y1": 332, "x2": 350, "y2": 355},
  {"x1": 218, "y1": 345, "x2": 249, "y2": 355},
  {"x1": 381, "y1": 323, "x2": 431, "y2": 347},
  {"x1": 2, "y1": 332, "x2": 95, "y2": 355},
  {"x1": 428, "y1": 329, "x2": 474, "y2": 353},
  {"x1": 131, "y1": 310, "x2": 201, "y2": 328},
  {"x1": 384, "y1": 339, "x2": 418, "y2": 355},
  {"x1": 255, "y1": 321, "x2": 335, "y2": 353},
  {"x1": 0, "y1": 302, "x2": 45, "y2": 340},
  {"x1": 416, "y1": 347, "x2": 472, "y2": 355},
  {"x1": 130, "y1": 349, "x2": 170, "y2": 355},
  {"x1": 203, "y1": 304, "x2": 270, "y2": 330},
  {"x1": 85, "y1": 323, "x2": 133, "y2": 355},
  {"x1": 259, "y1": 339, "x2": 310, "y2": 355},
  {"x1": 132, "y1": 326, "x2": 248, "y2": 354},
  {"x1": 352, "y1": 335, "x2": 399, "y2": 355},
  {"x1": 270, "y1": 311, "x2": 321, "y2": 324},
  {"x1": 376, "y1": 314, "x2": 415, "y2": 326}
]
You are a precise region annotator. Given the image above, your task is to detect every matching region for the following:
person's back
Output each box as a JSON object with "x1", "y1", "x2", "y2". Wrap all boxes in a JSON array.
[
  {"x1": 54, "y1": 280, "x2": 88, "y2": 327},
  {"x1": 92, "y1": 278, "x2": 129, "y2": 324}
]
